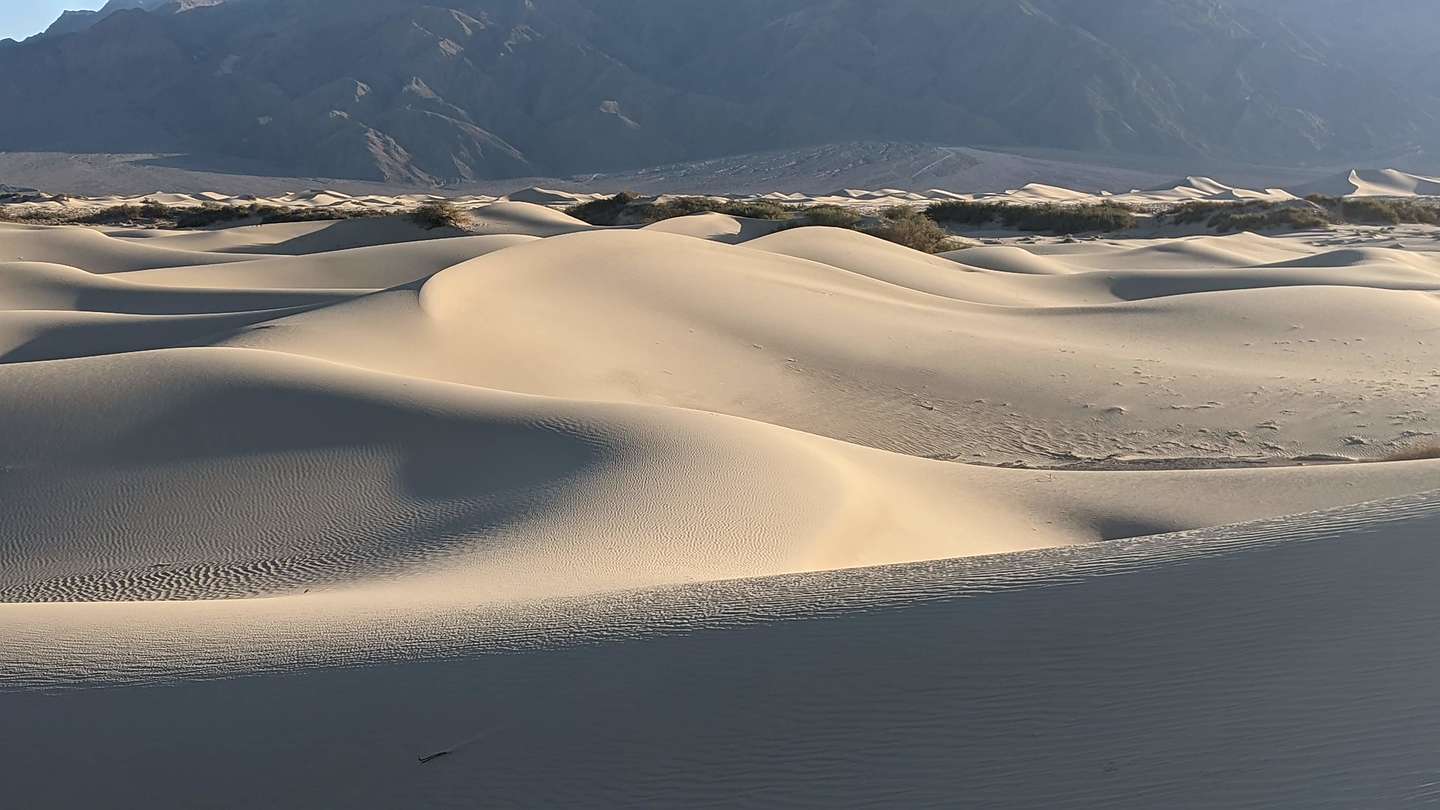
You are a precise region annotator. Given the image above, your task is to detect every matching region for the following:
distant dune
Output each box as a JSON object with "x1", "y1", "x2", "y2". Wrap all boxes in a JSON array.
[
  {"x1": 8, "y1": 147, "x2": 1437, "y2": 206},
  {"x1": 1293, "y1": 168, "x2": 1440, "y2": 198}
]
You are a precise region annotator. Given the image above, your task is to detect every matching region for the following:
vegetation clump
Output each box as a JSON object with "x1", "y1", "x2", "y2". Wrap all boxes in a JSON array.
[
  {"x1": 1168, "y1": 196, "x2": 1440, "y2": 232},
  {"x1": 1215, "y1": 205, "x2": 1331, "y2": 232},
  {"x1": 74, "y1": 202, "x2": 172, "y2": 225},
  {"x1": 925, "y1": 200, "x2": 1137, "y2": 233},
  {"x1": 0, "y1": 200, "x2": 392, "y2": 228},
  {"x1": 174, "y1": 203, "x2": 383, "y2": 227},
  {"x1": 792, "y1": 204, "x2": 861, "y2": 228},
  {"x1": 564, "y1": 192, "x2": 641, "y2": 225},
  {"x1": 566, "y1": 194, "x2": 956, "y2": 252},
  {"x1": 1163, "y1": 200, "x2": 1331, "y2": 232},
  {"x1": 1164, "y1": 201, "x2": 1231, "y2": 226},
  {"x1": 1337, "y1": 198, "x2": 1440, "y2": 226},
  {"x1": 565, "y1": 193, "x2": 790, "y2": 225},
  {"x1": 649, "y1": 196, "x2": 791, "y2": 221},
  {"x1": 859, "y1": 206, "x2": 959, "y2": 253},
  {"x1": 410, "y1": 200, "x2": 467, "y2": 230}
]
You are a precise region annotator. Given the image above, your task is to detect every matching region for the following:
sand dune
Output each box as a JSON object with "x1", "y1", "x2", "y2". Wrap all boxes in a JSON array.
[
  {"x1": 0, "y1": 206, "x2": 1433, "y2": 591},
  {"x1": 0, "y1": 200, "x2": 1436, "y2": 807},
  {"x1": 192, "y1": 227, "x2": 1438, "y2": 465},
  {"x1": 4, "y1": 492, "x2": 1439, "y2": 808},
  {"x1": 1295, "y1": 168, "x2": 1440, "y2": 198},
  {"x1": 9, "y1": 164, "x2": 1433, "y2": 234}
]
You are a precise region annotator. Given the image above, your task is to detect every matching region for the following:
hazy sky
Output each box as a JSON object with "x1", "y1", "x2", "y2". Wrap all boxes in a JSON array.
[{"x1": 0, "y1": 2, "x2": 103, "y2": 41}]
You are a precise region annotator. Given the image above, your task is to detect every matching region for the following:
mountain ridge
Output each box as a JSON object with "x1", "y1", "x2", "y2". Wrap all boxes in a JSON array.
[{"x1": 3, "y1": 0, "x2": 1436, "y2": 183}]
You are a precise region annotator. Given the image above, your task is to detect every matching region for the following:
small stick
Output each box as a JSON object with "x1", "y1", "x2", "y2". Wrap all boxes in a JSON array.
[{"x1": 416, "y1": 726, "x2": 496, "y2": 765}]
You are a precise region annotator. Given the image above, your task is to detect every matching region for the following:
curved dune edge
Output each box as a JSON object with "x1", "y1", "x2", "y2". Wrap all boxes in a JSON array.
[
  {"x1": 2, "y1": 488, "x2": 1436, "y2": 682},
  {"x1": 3, "y1": 492, "x2": 1439, "y2": 808},
  {"x1": 0, "y1": 215, "x2": 1437, "y2": 608},
  {"x1": 0, "y1": 345, "x2": 1434, "y2": 605},
  {"x1": 1, "y1": 206, "x2": 1438, "y2": 807}
]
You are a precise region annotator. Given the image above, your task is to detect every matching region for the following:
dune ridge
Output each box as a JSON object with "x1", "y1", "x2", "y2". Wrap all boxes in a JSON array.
[
  {"x1": 0, "y1": 207, "x2": 1435, "y2": 604},
  {"x1": 0, "y1": 199, "x2": 1436, "y2": 808},
  {"x1": 5, "y1": 166, "x2": 1438, "y2": 230}
]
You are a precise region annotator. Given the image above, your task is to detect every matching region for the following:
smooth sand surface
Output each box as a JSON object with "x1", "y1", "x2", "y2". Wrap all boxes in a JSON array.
[{"x1": 1, "y1": 201, "x2": 1437, "y2": 807}]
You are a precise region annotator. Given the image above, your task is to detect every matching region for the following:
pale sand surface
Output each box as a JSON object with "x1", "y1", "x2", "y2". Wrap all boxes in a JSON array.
[
  {"x1": 3, "y1": 167, "x2": 1425, "y2": 221},
  {"x1": 0, "y1": 200, "x2": 1437, "y2": 807}
]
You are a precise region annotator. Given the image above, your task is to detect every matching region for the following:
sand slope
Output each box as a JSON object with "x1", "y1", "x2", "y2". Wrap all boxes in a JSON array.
[
  {"x1": 1, "y1": 206, "x2": 1434, "y2": 594},
  {"x1": 202, "y1": 227, "x2": 1439, "y2": 464},
  {"x1": 3, "y1": 493, "x2": 1439, "y2": 808},
  {"x1": 0, "y1": 203, "x2": 1436, "y2": 807},
  {"x1": 1294, "y1": 168, "x2": 1440, "y2": 198}
]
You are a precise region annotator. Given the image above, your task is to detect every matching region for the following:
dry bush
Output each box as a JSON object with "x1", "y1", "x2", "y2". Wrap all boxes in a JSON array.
[
  {"x1": 568, "y1": 193, "x2": 799, "y2": 226},
  {"x1": 1163, "y1": 201, "x2": 1332, "y2": 232},
  {"x1": 565, "y1": 192, "x2": 640, "y2": 225},
  {"x1": 927, "y1": 200, "x2": 1137, "y2": 233},
  {"x1": 1209, "y1": 205, "x2": 1332, "y2": 232},
  {"x1": 411, "y1": 200, "x2": 467, "y2": 230},
  {"x1": 1339, "y1": 198, "x2": 1440, "y2": 226},
  {"x1": 861, "y1": 207, "x2": 957, "y2": 253},
  {"x1": 1165, "y1": 201, "x2": 1232, "y2": 225},
  {"x1": 75, "y1": 202, "x2": 172, "y2": 225},
  {"x1": 654, "y1": 197, "x2": 791, "y2": 220},
  {"x1": 1216, "y1": 196, "x2": 1440, "y2": 229},
  {"x1": 791, "y1": 204, "x2": 861, "y2": 228},
  {"x1": 2, "y1": 201, "x2": 388, "y2": 229}
]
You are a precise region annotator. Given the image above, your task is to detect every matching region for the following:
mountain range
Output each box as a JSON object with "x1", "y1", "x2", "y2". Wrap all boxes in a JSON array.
[{"x1": 1, "y1": 0, "x2": 1436, "y2": 184}]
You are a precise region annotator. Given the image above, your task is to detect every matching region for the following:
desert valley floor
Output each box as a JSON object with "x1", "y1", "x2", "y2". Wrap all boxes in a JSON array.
[{"x1": 1, "y1": 200, "x2": 1438, "y2": 807}]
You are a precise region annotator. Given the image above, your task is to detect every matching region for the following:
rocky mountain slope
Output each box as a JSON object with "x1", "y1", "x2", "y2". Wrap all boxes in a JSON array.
[{"x1": 2, "y1": 0, "x2": 1435, "y2": 183}]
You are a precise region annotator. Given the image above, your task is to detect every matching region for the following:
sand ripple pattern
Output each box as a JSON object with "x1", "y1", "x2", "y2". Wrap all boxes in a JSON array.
[{"x1": 0, "y1": 209, "x2": 1437, "y2": 807}]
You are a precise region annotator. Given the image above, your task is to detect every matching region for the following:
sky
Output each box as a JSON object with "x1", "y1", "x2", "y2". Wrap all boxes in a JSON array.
[{"x1": 0, "y1": 1, "x2": 103, "y2": 41}]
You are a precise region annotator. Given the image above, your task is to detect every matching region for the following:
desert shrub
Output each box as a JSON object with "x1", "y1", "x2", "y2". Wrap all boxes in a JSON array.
[
  {"x1": 926, "y1": 200, "x2": 1136, "y2": 233},
  {"x1": 2, "y1": 200, "x2": 394, "y2": 228},
  {"x1": 0, "y1": 206, "x2": 52, "y2": 223},
  {"x1": 1339, "y1": 198, "x2": 1440, "y2": 226},
  {"x1": 1161, "y1": 200, "x2": 1332, "y2": 232},
  {"x1": 155, "y1": 202, "x2": 386, "y2": 228},
  {"x1": 567, "y1": 193, "x2": 800, "y2": 226},
  {"x1": 924, "y1": 200, "x2": 1003, "y2": 226},
  {"x1": 1384, "y1": 200, "x2": 1440, "y2": 224},
  {"x1": 792, "y1": 204, "x2": 861, "y2": 228},
  {"x1": 720, "y1": 200, "x2": 792, "y2": 219},
  {"x1": 171, "y1": 203, "x2": 283, "y2": 228},
  {"x1": 1208, "y1": 205, "x2": 1331, "y2": 232},
  {"x1": 861, "y1": 206, "x2": 957, "y2": 253},
  {"x1": 566, "y1": 192, "x2": 640, "y2": 225},
  {"x1": 1165, "y1": 201, "x2": 1231, "y2": 225},
  {"x1": 257, "y1": 207, "x2": 385, "y2": 225},
  {"x1": 411, "y1": 200, "x2": 467, "y2": 230},
  {"x1": 177, "y1": 204, "x2": 386, "y2": 227},
  {"x1": 1011, "y1": 202, "x2": 1135, "y2": 233},
  {"x1": 1337, "y1": 198, "x2": 1402, "y2": 225},
  {"x1": 642, "y1": 196, "x2": 791, "y2": 222},
  {"x1": 75, "y1": 201, "x2": 171, "y2": 225},
  {"x1": 1198, "y1": 196, "x2": 1440, "y2": 229}
]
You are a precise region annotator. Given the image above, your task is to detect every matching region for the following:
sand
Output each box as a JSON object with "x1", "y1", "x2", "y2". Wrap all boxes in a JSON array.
[
  {"x1": 0, "y1": 200, "x2": 1437, "y2": 807},
  {"x1": 2, "y1": 165, "x2": 1422, "y2": 226}
]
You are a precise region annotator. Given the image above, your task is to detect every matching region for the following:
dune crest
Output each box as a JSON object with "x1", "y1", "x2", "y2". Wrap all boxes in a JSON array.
[
  {"x1": 0, "y1": 207, "x2": 1436, "y2": 607},
  {"x1": 1, "y1": 197, "x2": 1437, "y2": 808}
]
